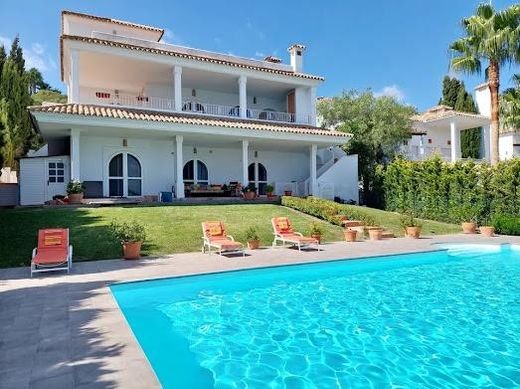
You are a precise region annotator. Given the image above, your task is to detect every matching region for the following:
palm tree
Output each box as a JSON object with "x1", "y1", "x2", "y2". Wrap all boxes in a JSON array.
[
  {"x1": 501, "y1": 74, "x2": 520, "y2": 130},
  {"x1": 449, "y1": 3, "x2": 520, "y2": 165}
]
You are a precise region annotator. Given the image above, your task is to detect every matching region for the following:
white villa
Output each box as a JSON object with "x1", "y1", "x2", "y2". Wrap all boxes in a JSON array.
[
  {"x1": 404, "y1": 83, "x2": 519, "y2": 162},
  {"x1": 20, "y1": 11, "x2": 357, "y2": 205}
]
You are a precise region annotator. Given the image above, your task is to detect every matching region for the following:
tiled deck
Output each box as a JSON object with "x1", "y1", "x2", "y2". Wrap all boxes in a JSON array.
[{"x1": 1, "y1": 234, "x2": 519, "y2": 388}]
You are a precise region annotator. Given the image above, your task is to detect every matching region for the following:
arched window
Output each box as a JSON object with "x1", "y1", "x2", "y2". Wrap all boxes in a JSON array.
[
  {"x1": 248, "y1": 162, "x2": 267, "y2": 195},
  {"x1": 183, "y1": 160, "x2": 208, "y2": 185},
  {"x1": 108, "y1": 153, "x2": 142, "y2": 197}
]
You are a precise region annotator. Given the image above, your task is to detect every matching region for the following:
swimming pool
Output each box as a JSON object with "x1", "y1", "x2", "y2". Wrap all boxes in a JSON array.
[{"x1": 111, "y1": 245, "x2": 520, "y2": 388}]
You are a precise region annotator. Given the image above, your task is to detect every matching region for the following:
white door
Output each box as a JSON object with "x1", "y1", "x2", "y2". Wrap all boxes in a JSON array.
[{"x1": 46, "y1": 159, "x2": 68, "y2": 200}]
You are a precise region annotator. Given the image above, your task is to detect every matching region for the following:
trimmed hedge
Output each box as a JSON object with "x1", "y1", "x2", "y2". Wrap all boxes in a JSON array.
[
  {"x1": 492, "y1": 215, "x2": 520, "y2": 236},
  {"x1": 281, "y1": 196, "x2": 376, "y2": 226},
  {"x1": 383, "y1": 156, "x2": 520, "y2": 224}
]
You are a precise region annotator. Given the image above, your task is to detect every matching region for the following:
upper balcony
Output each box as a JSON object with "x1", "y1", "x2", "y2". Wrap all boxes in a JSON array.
[{"x1": 65, "y1": 33, "x2": 319, "y2": 126}]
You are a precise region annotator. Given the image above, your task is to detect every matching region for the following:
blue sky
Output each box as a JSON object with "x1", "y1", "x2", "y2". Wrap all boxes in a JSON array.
[{"x1": 0, "y1": 0, "x2": 517, "y2": 110}]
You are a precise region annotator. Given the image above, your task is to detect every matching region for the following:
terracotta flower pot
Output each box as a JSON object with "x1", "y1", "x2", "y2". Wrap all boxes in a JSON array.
[
  {"x1": 405, "y1": 226, "x2": 421, "y2": 239},
  {"x1": 284, "y1": 190, "x2": 292, "y2": 196},
  {"x1": 462, "y1": 222, "x2": 477, "y2": 234},
  {"x1": 344, "y1": 229, "x2": 358, "y2": 242},
  {"x1": 68, "y1": 193, "x2": 84, "y2": 204},
  {"x1": 243, "y1": 191, "x2": 256, "y2": 200},
  {"x1": 311, "y1": 234, "x2": 322, "y2": 244},
  {"x1": 368, "y1": 228, "x2": 382, "y2": 241},
  {"x1": 480, "y1": 226, "x2": 495, "y2": 237},
  {"x1": 247, "y1": 240, "x2": 260, "y2": 250},
  {"x1": 122, "y1": 241, "x2": 142, "y2": 259}
]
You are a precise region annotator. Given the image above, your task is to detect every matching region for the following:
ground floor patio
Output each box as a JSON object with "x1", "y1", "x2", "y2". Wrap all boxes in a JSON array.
[{"x1": 1, "y1": 234, "x2": 519, "y2": 388}]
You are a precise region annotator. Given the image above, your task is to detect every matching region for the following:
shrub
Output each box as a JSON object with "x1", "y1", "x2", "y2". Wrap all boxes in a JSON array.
[
  {"x1": 400, "y1": 211, "x2": 422, "y2": 230},
  {"x1": 241, "y1": 183, "x2": 257, "y2": 193},
  {"x1": 67, "y1": 180, "x2": 85, "y2": 194},
  {"x1": 244, "y1": 226, "x2": 260, "y2": 241},
  {"x1": 281, "y1": 196, "x2": 376, "y2": 226},
  {"x1": 309, "y1": 222, "x2": 324, "y2": 236},
  {"x1": 492, "y1": 215, "x2": 520, "y2": 236},
  {"x1": 266, "y1": 183, "x2": 275, "y2": 193},
  {"x1": 109, "y1": 220, "x2": 147, "y2": 243}
]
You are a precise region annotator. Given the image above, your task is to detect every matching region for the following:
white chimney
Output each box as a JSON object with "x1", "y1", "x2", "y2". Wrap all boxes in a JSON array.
[
  {"x1": 474, "y1": 83, "x2": 491, "y2": 117},
  {"x1": 287, "y1": 44, "x2": 306, "y2": 72}
]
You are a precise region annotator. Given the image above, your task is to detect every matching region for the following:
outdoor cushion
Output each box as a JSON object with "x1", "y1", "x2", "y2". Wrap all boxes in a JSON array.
[
  {"x1": 205, "y1": 222, "x2": 224, "y2": 236},
  {"x1": 34, "y1": 248, "x2": 68, "y2": 264}
]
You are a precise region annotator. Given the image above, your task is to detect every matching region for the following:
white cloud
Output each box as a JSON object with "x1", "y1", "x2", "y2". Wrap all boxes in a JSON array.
[
  {"x1": 374, "y1": 85, "x2": 405, "y2": 101},
  {"x1": 255, "y1": 51, "x2": 264, "y2": 58},
  {"x1": 160, "y1": 29, "x2": 183, "y2": 45},
  {"x1": 31, "y1": 43, "x2": 45, "y2": 55},
  {"x1": 0, "y1": 36, "x2": 55, "y2": 73}
]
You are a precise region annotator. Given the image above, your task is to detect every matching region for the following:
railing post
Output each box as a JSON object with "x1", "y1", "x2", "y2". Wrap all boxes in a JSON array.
[{"x1": 174, "y1": 66, "x2": 182, "y2": 112}]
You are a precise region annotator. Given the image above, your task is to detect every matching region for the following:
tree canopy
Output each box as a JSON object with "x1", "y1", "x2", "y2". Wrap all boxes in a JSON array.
[
  {"x1": 500, "y1": 74, "x2": 520, "y2": 131},
  {"x1": 318, "y1": 90, "x2": 416, "y2": 206}
]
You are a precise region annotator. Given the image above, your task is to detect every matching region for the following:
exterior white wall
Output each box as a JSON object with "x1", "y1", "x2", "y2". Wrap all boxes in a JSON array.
[
  {"x1": 499, "y1": 133, "x2": 520, "y2": 160},
  {"x1": 63, "y1": 14, "x2": 161, "y2": 41},
  {"x1": 402, "y1": 130, "x2": 451, "y2": 161},
  {"x1": 79, "y1": 136, "x2": 176, "y2": 196},
  {"x1": 475, "y1": 84, "x2": 491, "y2": 117},
  {"x1": 294, "y1": 87, "x2": 311, "y2": 123},
  {"x1": 20, "y1": 156, "x2": 70, "y2": 205},
  {"x1": 317, "y1": 155, "x2": 359, "y2": 203}
]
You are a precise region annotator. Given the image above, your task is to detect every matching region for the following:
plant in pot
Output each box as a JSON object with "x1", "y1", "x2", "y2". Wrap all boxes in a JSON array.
[
  {"x1": 245, "y1": 226, "x2": 261, "y2": 249},
  {"x1": 284, "y1": 185, "x2": 293, "y2": 196},
  {"x1": 479, "y1": 219, "x2": 495, "y2": 237},
  {"x1": 242, "y1": 183, "x2": 257, "y2": 200},
  {"x1": 67, "y1": 180, "x2": 85, "y2": 204},
  {"x1": 400, "y1": 211, "x2": 422, "y2": 239},
  {"x1": 309, "y1": 222, "x2": 324, "y2": 244},
  {"x1": 344, "y1": 228, "x2": 358, "y2": 242},
  {"x1": 366, "y1": 225, "x2": 383, "y2": 241},
  {"x1": 109, "y1": 220, "x2": 147, "y2": 260},
  {"x1": 456, "y1": 204, "x2": 479, "y2": 234},
  {"x1": 266, "y1": 183, "x2": 275, "y2": 198}
]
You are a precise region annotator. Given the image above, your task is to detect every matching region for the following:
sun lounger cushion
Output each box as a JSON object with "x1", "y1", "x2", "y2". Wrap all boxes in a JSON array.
[{"x1": 34, "y1": 248, "x2": 68, "y2": 264}]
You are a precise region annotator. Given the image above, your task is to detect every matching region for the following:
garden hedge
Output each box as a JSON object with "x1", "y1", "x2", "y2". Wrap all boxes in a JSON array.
[
  {"x1": 281, "y1": 196, "x2": 376, "y2": 226},
  {"x1": 382, "y1": 156, "x2": 520, "y2": 224}
]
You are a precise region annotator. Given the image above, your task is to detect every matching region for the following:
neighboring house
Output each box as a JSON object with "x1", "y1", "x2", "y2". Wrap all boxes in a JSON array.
[
  {"x1": 404, "y1": 83, "x2": 520, "y2": 162},
  {"x1": 20, "y1": 10, "x2": 357, "y2": 206}
]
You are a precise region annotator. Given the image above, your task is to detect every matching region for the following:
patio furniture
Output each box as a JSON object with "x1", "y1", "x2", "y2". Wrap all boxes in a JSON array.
[
  {"x1": 31, "y1": 228, "x2": 73, "y2": 277},
  {"x1": 202, "y1": 221, "x2": 245, "y2": 256},
  {"x1": 271, "y1": 217, "x2": 320, "y2": 251}
]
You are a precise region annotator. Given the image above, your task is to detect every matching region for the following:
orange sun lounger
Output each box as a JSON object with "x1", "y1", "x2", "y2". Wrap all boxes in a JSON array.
[
  {"x1": 271, "y1": 217, "x2": 320, "y2": 251},
  {"x1": 31, "y1": 228, "x2": 73, "y2": 277},
  {"x1": 202, "y1": 221, "x2": 245, "y2": 256}
]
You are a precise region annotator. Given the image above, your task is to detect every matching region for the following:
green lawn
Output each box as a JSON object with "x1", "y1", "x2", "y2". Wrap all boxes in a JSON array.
[{"x1": 0, "y1": 203, "x2": 460, "y2": 268}]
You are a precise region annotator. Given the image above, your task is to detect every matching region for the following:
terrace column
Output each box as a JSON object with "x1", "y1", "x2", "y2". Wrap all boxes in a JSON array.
[
  {"x1": 309, "y1": 87, "x2": 317, "y2": 125},
  {"x1": 450, "y1": 121, "x2": 461, "y2": 162},
  {"x1": 419, "y1": 135, "x2": 425, "y2": 160},
  {"x1": 481, "y1": 125, "x2": 491, "y2": 161},
  {"x1": 173, "y1": 66, "x2": 182, "y2": 112},
  {"x1": 70, "y1": 129, "x2": 80, "y2": 181},
  {"x1": 310, "y1": 144, "x2": 318, "y2": 195},
  {"x1": 238, "y1": 75, "x2": 247, "y2": 119},
  {"x1": 242, "y1": 140, "x2": 249, "y2": 186},
  {"x1": 69, "y1": 49, "x2": 80, "y2": 103},
  {"x1": 175, "y1": 135, "x2": 185, "y2": 198}
]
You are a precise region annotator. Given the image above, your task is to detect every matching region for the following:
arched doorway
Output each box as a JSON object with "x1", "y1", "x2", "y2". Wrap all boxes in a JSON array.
[
  {"x1": 108, "y1": 152, "x2": 142, "y2": 197},
  {"x1": 183, "y1": 159, "x2": 209, "y2": 185},
  {"x1": 248, "y1": 162, "x2": 267, "y2": 195}
]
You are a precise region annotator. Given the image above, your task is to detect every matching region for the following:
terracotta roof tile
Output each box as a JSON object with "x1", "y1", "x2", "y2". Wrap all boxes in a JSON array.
[
  {"x1": 412, "y1": 105, "x2": 489, "y2": 123},
  {"x1": 29, "y1": 103, "x2": 349, "y2": 138},
  {"x1": 60, "y1": 35, "x2": 324, "y2": 82}
]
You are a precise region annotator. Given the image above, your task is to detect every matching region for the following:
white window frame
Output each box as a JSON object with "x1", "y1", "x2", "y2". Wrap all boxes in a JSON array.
[
  {"x1": 183, "y1": 159, "x2": 209, "y2": 185},
  {"x1": 107, "y1": 152, "x2": 143, "y2": 197}
]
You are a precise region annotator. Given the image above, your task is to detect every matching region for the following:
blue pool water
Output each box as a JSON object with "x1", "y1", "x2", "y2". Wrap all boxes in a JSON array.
[{"x1": 111, "y1": 245, "x2": 520, "y2": 388}]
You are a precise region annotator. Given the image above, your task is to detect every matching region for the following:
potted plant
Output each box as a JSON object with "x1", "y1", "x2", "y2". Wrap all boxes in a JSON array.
[
  {"x1": 366, "y1": 226, "x2": 383, "y2": 241},
  {"x1": 309, "y1": 222, "x2": 324, "y2": 244},
  {"x1": 284, "y1": 185, "x2": 293, "y2": 196},
  {"x1": 109, "y1": 220, "x2": 147, "y2": 260},
  {"x1": 242, "y1": 183, "x2": 257, "y2": 200},
  {"x1": 456, "y1": 204, "x2": 479, "y2": 234},
  {"x1": 344, "y1": 228, "x2": 358, "y2": 242},
  {"x1": 245, "y1": 226, "x2": 260, "y2": 249},
  {"x1": 400, "y1": 211, "x2": 422, "y2": 239},
  {"x1": 266, "y1": 183, "x2": 275, "y2": 198},
  {"x1": 67, "y1": 180, "x2": 85, "y2": 204},
  {"x1": 479, "y1": 223, "x2": 495, "y2": 237}
]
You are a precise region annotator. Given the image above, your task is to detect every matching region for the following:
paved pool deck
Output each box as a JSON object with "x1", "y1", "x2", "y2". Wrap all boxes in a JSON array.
[{"x1": 1, "y1": 234, "x2": 519, "y2": 388}]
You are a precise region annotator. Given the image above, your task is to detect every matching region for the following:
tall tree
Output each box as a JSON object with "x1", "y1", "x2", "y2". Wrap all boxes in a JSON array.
[
  {"x1": 450, "y1": 3, "x2": 520, "y2": 165},
  {"x1": 8, "y1": 35, "x2": 25, "y2": 74},
  {"x1": 0, "y1": 45, "x2": 6, "y2": 81},
  {"x1": 318, "y1": 90, "x2": 416, "y2": 207}
]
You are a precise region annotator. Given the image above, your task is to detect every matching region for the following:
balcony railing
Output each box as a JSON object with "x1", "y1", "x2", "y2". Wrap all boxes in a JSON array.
[{"x1": 89, "y1": 92, "x2": 311, "y2": 124}]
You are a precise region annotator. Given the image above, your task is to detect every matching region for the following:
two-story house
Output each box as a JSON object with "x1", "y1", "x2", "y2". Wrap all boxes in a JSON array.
[{"x1": 20, "y1": 11, "x2": 358, "y2": 205}]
